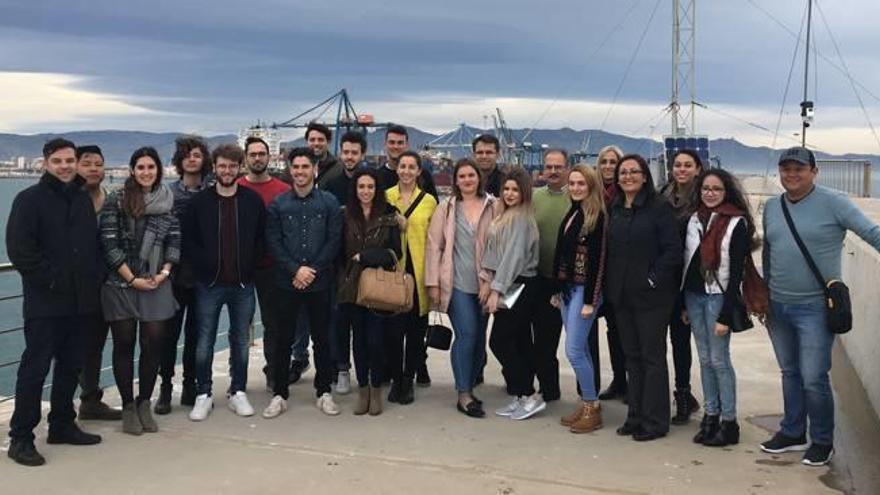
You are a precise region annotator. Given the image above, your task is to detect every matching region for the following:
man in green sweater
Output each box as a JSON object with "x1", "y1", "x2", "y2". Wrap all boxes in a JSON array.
[
  {"x1": 760, "y1": 146, "x2": 880, "y2": 466},
  {"x1": 530, "y1": 149, "x2": 571, "y2": 401}
]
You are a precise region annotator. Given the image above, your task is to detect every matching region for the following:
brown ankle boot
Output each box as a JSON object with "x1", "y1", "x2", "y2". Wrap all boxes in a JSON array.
[
  {"x1": 354, "y1": 387, "x2": 370, "y2": 415},
  {"x1": 570, "y1": 401, "x2": 602, "y2": 434},
  {"x1": 560, "y1": 404, "x2": 583, "y2": 426},
  {"x1": 368, "y1": 386, "x2": 383, "y2": 416}
]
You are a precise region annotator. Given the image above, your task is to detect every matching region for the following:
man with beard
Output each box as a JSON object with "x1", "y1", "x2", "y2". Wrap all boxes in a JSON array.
[
  {"x1": 307, "y1": 123, "x2": 341, "y2": 187},
  {"x1": 155, "y1": 136, "x2": 212, "y2": 414},
  {"x1": 376, "y1": 124, "x2": 438, "y2": 199},
  {"x1": 185, "y1": 144, "x2": 265, "y2": 421},
  {"x1": 237, "y1": 137, "x2": 291, "y2": 391},
  {"x1": 74, "y1": 145, "x2": 122, "y2": 421},
  {"x1": 322, "y1": 131, "x2": 366, "y2": 205}
]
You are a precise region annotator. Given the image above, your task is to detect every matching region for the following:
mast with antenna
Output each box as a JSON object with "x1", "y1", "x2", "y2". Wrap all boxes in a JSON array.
[{"x1": 800, "y1": 0, "x2": 815, "y2": 146}]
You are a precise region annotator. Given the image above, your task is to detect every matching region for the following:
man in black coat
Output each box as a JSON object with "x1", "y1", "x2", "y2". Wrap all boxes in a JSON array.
[{"x1": 6, "y1": 138, "x2": 103, "y2": 467}]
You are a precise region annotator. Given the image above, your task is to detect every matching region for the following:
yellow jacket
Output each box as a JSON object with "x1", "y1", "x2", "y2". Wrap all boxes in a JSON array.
[{"x1": 386, "y1": 185, "x2": 438, "y2": 316}]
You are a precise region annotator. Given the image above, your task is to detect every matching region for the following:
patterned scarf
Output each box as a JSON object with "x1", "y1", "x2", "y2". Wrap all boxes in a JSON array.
[{"x1": 136, "y1": 185, "x2": 175, "y2": 275}]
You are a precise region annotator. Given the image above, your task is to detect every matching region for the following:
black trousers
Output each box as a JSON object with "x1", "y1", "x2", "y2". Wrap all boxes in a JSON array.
[
  {"x1": 272, "y1": 289, "x2": 332, "y2": 399},
  {"x1": 385, "y1": 312, "x2": 427, "y2": 382},
  {"x1": 158, "y1": 284, "x2": 197, "y2": 390},
  {"x1": 669, "y1": 293, "x2": 692, "y2": 390},
  {"x1": 490, "y1": 279, "x2": 538, "y2": 397},
  {"x1": 616, "y1": 303, "x2": 671, "y2": 435},
  {"x1": 530, "y1": 277, "x2": 562, "y2": 400},
  {"x1": 78, "y1": 313, "x2": 110, "y2": 402},
  {"x1": 349, "y1": 304, "x2": 387, "y2": 387},
  {"x1": 596, "y1": 302, "x2": 626, "y2": 387},
  {"x1": 254, "y1": 265, "x2": 285, "y2": 375},
  {"x1": 10, "y1": 315, "x2": 87, "y2": 442}
]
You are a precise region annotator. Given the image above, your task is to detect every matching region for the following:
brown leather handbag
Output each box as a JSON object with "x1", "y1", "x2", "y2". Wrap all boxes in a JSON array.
[
  {"x1": 356, "y1": 252, "x2": 415, "y2": 313},
  {"x1": 742, "y1": 255, "x2": 770, "y2": 317}
]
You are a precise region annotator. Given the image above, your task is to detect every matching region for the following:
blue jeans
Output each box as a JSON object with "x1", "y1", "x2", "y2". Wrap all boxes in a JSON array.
[
  {"x1": 684, "y1": 291, "x2": 737, "y2": 420},
  {"x1": 768, "y1": 299, "x2": 835, "y2": 445},
  {"x1": 194, "y1": 283, "x2": 256, "y2": 395},
  {"x1": 560, "y1": 285, "x2": 602, "y2": 401},
  {"x1": 448, "y1": 288, "x2": 488, "y2": 392}
]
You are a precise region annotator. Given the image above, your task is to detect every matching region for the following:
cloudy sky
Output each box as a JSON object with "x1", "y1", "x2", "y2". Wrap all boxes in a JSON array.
[{"x1": 1, "y1": 0, "x2": 878, "y2": 154}]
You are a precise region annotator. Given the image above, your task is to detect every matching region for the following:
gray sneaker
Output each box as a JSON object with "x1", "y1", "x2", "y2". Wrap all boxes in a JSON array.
[
  {"x1": 495, "y1": 397, "x2": 523, "y2": 417},
  {"x1": 510, "y1": 395, "x2": 546, "y2": 421}
]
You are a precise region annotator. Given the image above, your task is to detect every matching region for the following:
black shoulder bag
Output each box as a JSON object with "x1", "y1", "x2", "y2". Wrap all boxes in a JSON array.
[{"x1": 780, "y1": 196, "x2": 853, "y2": 334}]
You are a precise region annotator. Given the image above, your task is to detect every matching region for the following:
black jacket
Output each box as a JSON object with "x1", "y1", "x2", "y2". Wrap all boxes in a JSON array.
[
  {"x1": 183, "y1": 186, "x2": 266, "y2": 286},
  {"x1": 6, "y1": 174, "x2": 102, "y2": 318},
  {"x1": 376, "y1": 162, "x2": 439, "y2": 200},
  {"x1": 605, "y1": 188, "x2": 682, "y2": 309}
]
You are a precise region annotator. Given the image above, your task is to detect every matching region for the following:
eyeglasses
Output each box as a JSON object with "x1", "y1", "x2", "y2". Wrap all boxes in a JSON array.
[
  {"x1": 701, "y1": 186, "x2": 725, "y2": 194},
  {"x1": 619, "y1": 170, "x2": 643, "y2": 177}
]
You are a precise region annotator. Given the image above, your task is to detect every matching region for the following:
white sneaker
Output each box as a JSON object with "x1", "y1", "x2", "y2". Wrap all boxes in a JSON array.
[
  {"x1": 335, "y1": 371, "x2": 351, "y2": 395},
  {"x1": 495, "y1": 397, "x2": 523, "y2": 417},
  {"x1": 189, "y1": 394, "x2": 213, "y2": 421},
  {"x1": 227, "y1": 391, "x2": 255, "y2": 417},
  {"x1": 510, "y1": 394, "x2": 546, "y2": 421},
  {"x1": 262, "y1": 395, "x2": 288, "y2": 419},
  {"x1": 316, "y1": 392, "x2": 340, "y2": 416}
]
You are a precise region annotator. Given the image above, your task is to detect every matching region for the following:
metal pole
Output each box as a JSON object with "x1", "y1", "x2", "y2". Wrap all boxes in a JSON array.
[
  {"x1": 672, "y1": 0, "x2": 680, "y2": 135},
  {"x1": 802, "y1": 0, "x2": 813, "y2": 147}
]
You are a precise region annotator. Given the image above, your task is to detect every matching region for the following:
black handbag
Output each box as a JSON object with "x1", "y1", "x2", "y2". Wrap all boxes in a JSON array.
[
  {"x1": 713, "y1": 273, "x2": 753, "y2": 333},
  {"x1": 780, "y1": 197, "x2": 853, "y2": 334},
  {"x1": 425, "y1": 311, "x2": 453, "y2": 351}
]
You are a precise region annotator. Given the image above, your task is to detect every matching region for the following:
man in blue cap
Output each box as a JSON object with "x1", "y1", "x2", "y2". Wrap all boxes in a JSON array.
[{"x1": 760, "y1": 146, "x2": 880, "y2": 466}]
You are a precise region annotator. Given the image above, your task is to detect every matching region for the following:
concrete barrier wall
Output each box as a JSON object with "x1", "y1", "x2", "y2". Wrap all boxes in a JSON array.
[{"x1": 840, "y1": 234, "x2": 880, "y2": 419}]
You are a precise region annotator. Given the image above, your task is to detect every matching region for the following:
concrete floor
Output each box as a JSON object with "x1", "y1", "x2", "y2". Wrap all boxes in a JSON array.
[{"x1": 0, "y1": 318, "x2": 860, "y2": 495}]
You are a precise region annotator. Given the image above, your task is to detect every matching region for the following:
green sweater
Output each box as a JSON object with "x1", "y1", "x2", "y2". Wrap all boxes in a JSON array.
[{"x1": 533, "y1": 186, "x2": 570, "y2": 278}]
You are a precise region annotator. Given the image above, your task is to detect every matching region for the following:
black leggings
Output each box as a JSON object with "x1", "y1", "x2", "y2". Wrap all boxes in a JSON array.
[{"x1": 110, "y1": 319, "x2": 165, "y2": 405}]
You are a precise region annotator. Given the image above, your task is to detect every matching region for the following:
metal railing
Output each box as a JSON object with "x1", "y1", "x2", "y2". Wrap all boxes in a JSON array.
[
  {"x1": 0, "y1": 262, "x2": 264, "y2": 404},
  {"x1": 816, "y1": 159, "x2": 872, "y2": 197}
]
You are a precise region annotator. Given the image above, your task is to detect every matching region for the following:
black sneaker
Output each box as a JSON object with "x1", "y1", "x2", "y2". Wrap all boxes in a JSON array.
[
  {"x1": 47, "y1": 425, "x2": 102, "y2": 445},
  {"x1": 7, "y1": 440, "x2": 45, "y2": 467},
  {"x1": 760, "y1": 432, "x2": 810, "y2": 454},
  {"x1": 802, "y1": 443, "x2": 834, "y2": 467},
  {"x1": 181, "y1": 381, "x2": 196, "y2": 407}
]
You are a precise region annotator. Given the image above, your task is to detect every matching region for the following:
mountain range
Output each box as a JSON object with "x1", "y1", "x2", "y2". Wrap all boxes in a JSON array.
[{"x1": 1, "y1": 127, "x2": 876, "y2": 174}]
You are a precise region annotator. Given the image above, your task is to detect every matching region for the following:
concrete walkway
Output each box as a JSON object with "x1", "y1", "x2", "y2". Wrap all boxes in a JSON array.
[{"x1": 0, "y1": 322, "x2": 853, "y2": 494}]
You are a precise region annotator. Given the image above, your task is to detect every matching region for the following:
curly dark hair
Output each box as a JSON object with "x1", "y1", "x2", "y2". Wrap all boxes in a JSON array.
[{"x1": 172, "y1": 135, "x2": 212, "y2": 178}]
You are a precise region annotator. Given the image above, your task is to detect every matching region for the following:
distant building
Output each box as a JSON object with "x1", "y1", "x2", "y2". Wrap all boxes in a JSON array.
[{"x1": 16, "y1": 157, "x2": 25, "y2": 169}]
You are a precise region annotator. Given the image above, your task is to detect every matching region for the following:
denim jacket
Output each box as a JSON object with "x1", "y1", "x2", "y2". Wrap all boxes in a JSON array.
[{"x1": 266, "y1": 186, "x2": 342, "y2": 292}]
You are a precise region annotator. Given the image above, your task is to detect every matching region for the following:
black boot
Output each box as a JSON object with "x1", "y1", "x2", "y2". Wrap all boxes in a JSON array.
[
  {"x1": 671, "y1": 388, "x2": 698, "y2": 425},
  {"x1": 693, "y1": 414, "x2": 719, "y2": 444},
  {"x1": 704, "y1": 419, "x2": 740, "y2": 447},
  {"x1": 398, "y1": 379, "x2": 415, "y2": 405},
  {"x1": 154, "y1": 384, "x2": 173, "y2": 415},
  {"x1": 181, "y1": 380, "x2": 196, "y2": 407},
  {"x1": 47, "y1": 424, "x2": 102, "y2": 445},
  {"x1": 387, "y1": 380, "x2": 401, "y2": 403},
  {"x1": 416, "y1": 364, "x2": 431, "y2": 388},
  {"x1": 7, "y1": 439, "x2": 45, "y2": 466}
]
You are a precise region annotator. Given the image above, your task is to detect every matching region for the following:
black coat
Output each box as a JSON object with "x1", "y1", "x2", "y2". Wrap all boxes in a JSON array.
[
  {"x1": 182, "y1": 186, "x2": 266, "y2": 286},
  {"x1": 6, "y1": 174, "x2": 102, "y2": 318},
  {"x1": 605, "y1": 188, "x2": 682, "y2": 309}
]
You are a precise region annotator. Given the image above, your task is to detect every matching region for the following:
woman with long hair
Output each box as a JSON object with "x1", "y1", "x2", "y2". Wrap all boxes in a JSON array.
[
  {"x1": 659, "y1": 149, "x2": 704, "y2": 423},
  {"x1": 337, "y1": 168, "x2": 402, "y2": 416},
  {"x1": 606, "y1": 154, "x2": 682, "y2": 441},
  {"x1": 482, "y1": 167, "x2": 544, "y2": 420},
  {"x1": 553, "y1": 165, "x2": 607, "y2": 433},
  {"x1": 385, "y1": 151, "x2": 438, "y2": 404},
  {"x1": 426, "y1": 158, "x2": 500, "y2": 418},
  {"x1": 682, "y1": 169, "x2": 756, "y2": 447},
  {"x1": 99, "y1": 147, "x2": 180, "y2": 435},
  {"x1": 593, "y1": 145, "x2": 627, "y2": 402}
]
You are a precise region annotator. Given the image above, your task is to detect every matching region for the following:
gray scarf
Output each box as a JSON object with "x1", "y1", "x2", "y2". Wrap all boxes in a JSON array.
[{"x1": 135, "y1": 184, "x2": 175, "y2": 275}]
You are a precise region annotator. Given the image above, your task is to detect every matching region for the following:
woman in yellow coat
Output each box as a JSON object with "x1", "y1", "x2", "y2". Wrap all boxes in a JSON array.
[{"x1": 385, "y1": 150, "x2": 438, "y2": 404}]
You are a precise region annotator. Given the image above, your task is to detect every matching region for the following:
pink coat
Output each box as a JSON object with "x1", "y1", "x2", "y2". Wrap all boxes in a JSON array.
[{"x1": 425, "y1": 195, "x2": 500, "y2": 313}]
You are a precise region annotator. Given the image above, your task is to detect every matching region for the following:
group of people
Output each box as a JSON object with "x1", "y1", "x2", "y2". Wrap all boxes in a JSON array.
[{"x1": 6, "y1": 124, "x2": 880, "y2": 470}]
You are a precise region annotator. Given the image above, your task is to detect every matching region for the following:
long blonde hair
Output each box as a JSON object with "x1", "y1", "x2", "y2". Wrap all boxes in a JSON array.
[{"x1": 569, "y1": 164, "x2": 605, "y2": 233}]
